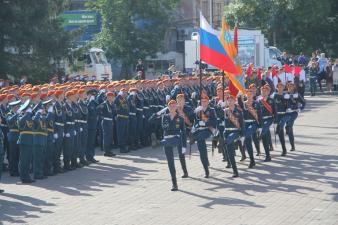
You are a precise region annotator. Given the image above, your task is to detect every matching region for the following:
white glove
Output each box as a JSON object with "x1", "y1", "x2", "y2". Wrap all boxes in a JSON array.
[
  {"x1": 90, "y1": 96, "x2": 95, "y2": 101},
  {"x1": 26, "y1": 108, "x2": 32, "y2": 113},
  {"x1": 118, "y1": 91, "x2": 123, "y2": 96},
  {"x1": 65, "y1": 133, "x2": 70, "y2": 137},
  {"x1": 80, "y1": 128, "x2": 83, "y2": 132},
  {"x1": 156, "y1": 107, "x2": 168, "y2": 116},
  {"x1": 143, "y1": 115, "x2": 145, "y2": 119},
  {"x1": 293, "y1": 93, "x2": 299, "y2": 98},
  {"x1": 240, "y1": 137, "x2": 245, "y2": 143},
  {"x1": 284, "y1": 94, "x2": 290, "y2": 99},
  {"x1": 74, "y1": 131, "x2": 77, "y2": 136},
  {"x1": 48, "y1": 106, "x2": 53, "y2": 113},
  {"x1": 182, "y1": 147, "x2": 186, "y2": 154},
  {"x1": 257, "y1": 95, "x2": 263, "y2": 101},
  {"x1": 53, "y1": 133, "x2": 58, "y2": 139},
  {"x1": 298, "y1": 108, "x2": 301, "y2": 113},
  {"x1": 191, "y1": 92, "x2": 197, "y2": 99},
  {"x1": 165, "y1": 95, "x2": 171, "y2": 102},
  {"x1": 194, "y1": 106, "x2": 203, "y2": 113},
  {"x1": 270, "y1": 93, "x2": 275, "y2": 99},
  {"x1": 37, "y1": 109, "x2": 43, "y2": 113},
  {"x1": 258, "y1": 128, "x2": 262, "y2": 134},
  {"x1": 198, "y1": 121, "x2": 206, "y2": 126}
]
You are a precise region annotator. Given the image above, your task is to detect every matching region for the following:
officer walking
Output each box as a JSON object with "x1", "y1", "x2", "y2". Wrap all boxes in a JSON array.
[{"x1": 53, "y1": 90, "x2": 65, "y2": 173}]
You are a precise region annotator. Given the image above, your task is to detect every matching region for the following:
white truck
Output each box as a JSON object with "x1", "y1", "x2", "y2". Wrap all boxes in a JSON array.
[
  {"x1": 185, "y1": 29, "x2": 282, "y2": 72},
  {"x1": 65, "y1": 47, "x2": 113, "y2": 81}
]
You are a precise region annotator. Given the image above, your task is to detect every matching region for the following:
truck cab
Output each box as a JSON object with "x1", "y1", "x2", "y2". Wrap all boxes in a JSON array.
[{"x1": 83, "y1": 48, "x2": 112, "y2": 81}]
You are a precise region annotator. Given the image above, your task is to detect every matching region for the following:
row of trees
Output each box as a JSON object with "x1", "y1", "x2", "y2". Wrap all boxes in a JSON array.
[
  {"x1": 223, "y1": 0, "x2": 338, "y2": 56},
  {"x1": 0, "y1": 0, "x2": 76, "y2": 83},
  {"x1": 0, "y1": 0, "x2": 336, "y2": 82}
]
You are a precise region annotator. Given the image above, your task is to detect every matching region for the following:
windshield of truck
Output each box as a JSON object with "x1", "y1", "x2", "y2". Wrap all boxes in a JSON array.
[{"x1": 90, "y1": 51, "x2": 108, "y2": 64}]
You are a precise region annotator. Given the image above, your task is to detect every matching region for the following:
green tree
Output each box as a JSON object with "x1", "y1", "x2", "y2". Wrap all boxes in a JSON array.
[
  {"x1": 0, "y1": 0, "x2": 75, "y2": 83},
  {"x1": 224, "y1": 0, "x2": 338, "y2": 56},
  {"x1": 87, "y1": 0, "x2": 179, "y2": 79}
]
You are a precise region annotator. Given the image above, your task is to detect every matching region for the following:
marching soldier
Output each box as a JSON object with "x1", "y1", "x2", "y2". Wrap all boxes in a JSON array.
[
  {"x1": 192, "y1": 95, "x2": 217, "y2": 178},
  {"x1": 239, "y1": 89, "x2": 262, "y2": 168},
  {"x1": 258, "y1": 84, "x2": 276, "y2": 162},
  {"x1": 285, "y1": 82, "x2": 305, "y2": 151},
  {"x1": 273, "y1": 80, "x2": 288, "y2": 156},
  {"x1": 223, "y1": 95, "x2": 245, "y2": 177},
  {"x1": 159, "y1": 100, "x2": 187, "y2": 191}
]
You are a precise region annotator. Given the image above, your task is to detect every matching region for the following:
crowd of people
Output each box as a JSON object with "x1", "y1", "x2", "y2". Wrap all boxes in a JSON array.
[{"x1": 0, "y1": 63, "x2": 309, "y2": 193}]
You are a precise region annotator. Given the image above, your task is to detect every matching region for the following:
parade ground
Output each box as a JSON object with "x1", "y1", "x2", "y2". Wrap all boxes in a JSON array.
[{"x1": 1, "y1": 96, "x2": 338, "y2": 225}]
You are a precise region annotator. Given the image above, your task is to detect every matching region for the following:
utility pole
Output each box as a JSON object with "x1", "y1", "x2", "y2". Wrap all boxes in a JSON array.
[{"x1": 209, "y1": 0, "x2": 213, "y2": 27}]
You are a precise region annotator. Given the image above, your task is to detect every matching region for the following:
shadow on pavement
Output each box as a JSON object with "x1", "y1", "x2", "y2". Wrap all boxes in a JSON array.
[{"x1": 0, "y1": 193, "x2": 54, "y2": 223}]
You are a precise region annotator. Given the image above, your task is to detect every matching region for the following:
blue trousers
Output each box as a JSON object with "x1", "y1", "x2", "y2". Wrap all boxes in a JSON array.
[
  {"x1": 245, "y1": 123, "x2": 257, "y2": 163},
  {"x1": 19, "y1": 145, "x2": 33, "y2": 182},
  {"x1": 33, "y1": 146, "x2": 45, "y2": 179}
]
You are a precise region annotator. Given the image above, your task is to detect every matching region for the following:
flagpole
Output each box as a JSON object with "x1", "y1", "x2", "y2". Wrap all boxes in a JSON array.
[
  {"x1": 199, "y1": 60, "x2": 202, "y2": 104},
  {"x1": 222, "y1": 71, "x2": 225, "y2": 102}
]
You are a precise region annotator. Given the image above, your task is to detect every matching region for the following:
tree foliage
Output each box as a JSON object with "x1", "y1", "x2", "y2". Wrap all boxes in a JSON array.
[
  {"x1": 87, "y1": 0, "x2": 179, "y2": 79},
  {"x1": 224, "y1": 0, "x2": 338, "y2": 56},
  {"x1": 0, "y1": 0, "x2": 75, "y2": 83}
]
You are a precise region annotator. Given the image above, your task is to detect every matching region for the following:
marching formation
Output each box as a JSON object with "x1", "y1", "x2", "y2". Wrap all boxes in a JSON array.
[{"x1": 0, "y1": 73, "x2": 306, "y2": 193}]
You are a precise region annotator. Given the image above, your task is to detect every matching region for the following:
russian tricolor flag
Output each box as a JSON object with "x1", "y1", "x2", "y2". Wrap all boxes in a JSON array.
[{"x1": 199, "y1": 13, "x2": 239, "y2": 74}]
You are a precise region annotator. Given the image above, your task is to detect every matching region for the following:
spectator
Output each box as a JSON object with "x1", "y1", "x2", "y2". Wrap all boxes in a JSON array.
[
  {"x1": 136, "y1": 59, "x2": 145, "y2": 80},
  {"x1": 309, "y1": 60, "x2": 319, "y2": 96},
  {"x1": 298, "y1": 52, "x2": 307, "y2": 66},
  {"x1": 326, "y1": 59, "x2": 334, "y2": 93},
  {"x1": 317, "y1": 53, "x2": 328, "y2": 92},
  {"x1": 331, "y1": 59, "x2": 338, "y2": 91}
]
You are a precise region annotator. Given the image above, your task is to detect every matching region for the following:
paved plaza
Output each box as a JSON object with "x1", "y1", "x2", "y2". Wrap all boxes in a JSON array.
[{"x1": 1, "y1": 96, "x2": 338, "y2": 225}]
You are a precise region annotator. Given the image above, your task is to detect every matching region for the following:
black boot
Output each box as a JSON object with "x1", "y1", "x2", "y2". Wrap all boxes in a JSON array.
[
  {"x1": 204, "y1": 164, "x2": 210, "y2": 178},
  {"x1": 248, "y1": 160, "x2": 256, "y2": 168},
  {"x1": 232, "y1": 169, "x2": 239, "y2": 178},
  {"x1": 171, "y1": 178, "x2": 178, "y2": 191},
  {"x1": 179, "y1": 157, "x2": 188, "y2": 178},
  {"x1": 239, "y1": 144, "x2": 247, "y2": 161},
  {"x1": 264, "y1": 156, "x2": 272, "y2": 162},
  {"x1": 278, "y1": 129, "x2": 287, "y2": 156}
]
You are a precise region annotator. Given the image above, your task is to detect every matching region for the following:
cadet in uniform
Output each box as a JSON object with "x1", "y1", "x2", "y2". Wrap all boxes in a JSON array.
[
  {"x1": 53, "y1": 90, "x2": 65, "y2": 173},
  {"x1": 285, "y1": 82, "x2": 305, "y2": 151},
  {"x1": 192, "y1": 95, "x2": 217, "y2": 178},
  {"x1": 159, "y1": 100, "x2": 187, "y2": 191},
  {"x1": 44, "y1": 99, "x2": 55, "y2": 176},
  {"x1": 258, "y1": 84, "x2": 276, "y2": 162},
  {"x1": 78, "y1": 89, "x2": 90, "y2": 165},
  {"x1": 274, "y1": 80, "x2": 288, "y2": 156},
  {"x1": 18, "y1": 99, "x2": 35, "y2": 183},
  {"x1": 224, "y1": 95, "x2": 245, "y2": 177},
  {"x1": 7, "y1": 100, "x2": 21, "y2": 176},
  {"x1": 32, "y1": 101, "x2": 48, "y2": 179},
  {"x1": 86, "y1": 89, "x2": 99, "y2": 163},
  {"x1": 114, "y1": 88, "x2": 130, "y2": 153},
  {"x1": 63, "y1": 91, "x2": 76, "y2": 170},
  {"x1": 240, "y1": 89, "x2": 261, "y2": 168},
  {"x1": 99, "y1": 92, "x2": 116, "y2": 157}
]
